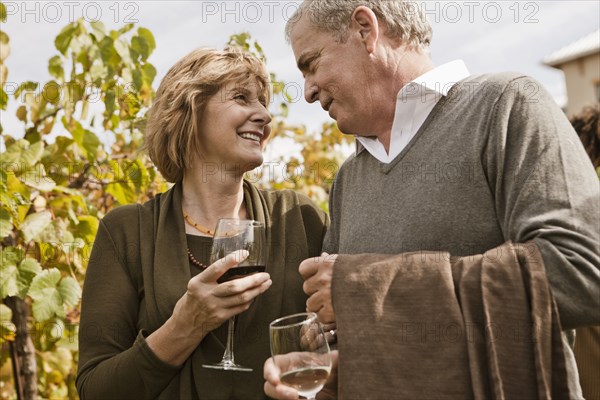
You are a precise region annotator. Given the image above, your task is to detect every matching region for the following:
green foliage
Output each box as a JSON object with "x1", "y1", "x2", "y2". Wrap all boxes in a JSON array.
[
  {"x1": 28, "y1": 269, "x2": 80, "y2": 321},
  {"x1": 0, "y1": 3, "x2": 9, "y2": 113},
  {"x1": 0, "y1": 13, "x2": 350, "y2": 400},
  {"x1": 0, "y1": 304, "x2": 15, "y2": 343},
  {"x1": 1, "y1": 15, "x2": 164, "y2": 399},
  {"x1": 228, "y1": 32, "x2": 266, "y2": 61}
]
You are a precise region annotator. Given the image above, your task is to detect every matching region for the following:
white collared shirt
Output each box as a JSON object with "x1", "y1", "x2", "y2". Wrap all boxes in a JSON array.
[{"x1": 356, "y1": 60, "x2": 471, "y2": 163}]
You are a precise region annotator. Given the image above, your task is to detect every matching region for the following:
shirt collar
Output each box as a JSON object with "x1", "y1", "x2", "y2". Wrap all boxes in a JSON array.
[
  {"x1": 399, "y1": 59, "x2": 470, "y2": 97},
  {"x1": 355, "y1": 60, "x2": 470, "y2": 156}
]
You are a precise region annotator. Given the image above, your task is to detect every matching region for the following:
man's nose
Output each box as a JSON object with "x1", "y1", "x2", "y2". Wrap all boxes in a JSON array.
[{"x1": 304, "y1": 80, "x2": 319, "y2": 103}]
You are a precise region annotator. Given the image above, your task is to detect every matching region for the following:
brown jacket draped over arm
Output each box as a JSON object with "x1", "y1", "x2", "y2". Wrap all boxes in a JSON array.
[{"x1": 332, "y1": 241, "x2": 573, "y2": 399}]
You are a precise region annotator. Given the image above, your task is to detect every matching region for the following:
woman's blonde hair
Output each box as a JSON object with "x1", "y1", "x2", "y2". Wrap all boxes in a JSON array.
[{"x1": 144, "y1": 47, "x2": 270, "y2": 183}]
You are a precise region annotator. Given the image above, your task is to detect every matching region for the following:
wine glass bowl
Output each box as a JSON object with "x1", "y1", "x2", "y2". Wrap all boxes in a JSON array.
[
  {"x1": 269, "y1": 313, "x2": 332, "y2": 400},
  {"x1": 202, "y1": 218, "x2": 266, "y2": 371},
  {"x1": 210, "y1": 219, "x2": 266, "y2": 283}
]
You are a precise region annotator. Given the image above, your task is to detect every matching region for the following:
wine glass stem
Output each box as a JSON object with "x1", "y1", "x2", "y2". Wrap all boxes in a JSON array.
[{"x1": 222, "y1": 317, "x2": 235, "y2": 363}]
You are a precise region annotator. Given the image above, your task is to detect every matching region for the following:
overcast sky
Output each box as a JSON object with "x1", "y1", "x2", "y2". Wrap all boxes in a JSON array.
[{"x1": 2, "y1": 1, "x2": 599, "y2": 141}]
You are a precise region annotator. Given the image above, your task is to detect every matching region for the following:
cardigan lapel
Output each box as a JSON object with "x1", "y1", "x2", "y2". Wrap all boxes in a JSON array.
[{"x1": 151, "y1": 183, "x2": 191, "y2": 326}]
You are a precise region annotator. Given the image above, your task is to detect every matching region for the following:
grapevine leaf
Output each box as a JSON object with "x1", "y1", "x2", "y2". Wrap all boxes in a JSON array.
[
  {"x1": 48, "y1": 56, "x2": 64, "y2": 81},
  {"x1": 59, "y1": 277, "x2": 81, "y2": 308},
  {"x1": 0, "y1": 303, "x2": 15, "y2": 343},
  {"x1": 141, "y1": 63, "x2": 156, "y2": 87},
  {"x1": 43, "y1": 81, "x2": 61, "y2": 105},
  {"x1": 0, "y1": 207, "x2": 12, "y2": 238},
  {"x1": 0, "y1": 56, "x2": 8, "y2": 83},
  {"x1": 76, "y1": 215, "x2": 99, "y2": 244},
  {"x1": 137, "y1": 28, "x2": 155, "y2": 53},
  {"x1": 28, "y1": 269, "x2": 62, "y2": 321},
  {"x1": 69, "y1": 120, "x2": 101, "y2": 161},
  {"x1": 20, "y1": 210, "x2": 52, "y2": 242},
  {"x1": 90, "y1": 21, "x2": 106, "y2": 41},
  {"x1": 0, "y1": 303, "x2": 12, "y2": 322},
  {"x1": 0, "y1": 248, "x2": 21, "y2": 298},
  {"x1": 105, "y1": 181, "x2": 135, "y2": 205},
  {"x1": 117, "y1": 23, "x2": 135, "y2": 36},
  {"x1": 2, "y1": 139, "x2": 44, "y2": 168},
  {"x1": 49, "y1": 346, "x2": 73, "y2": 376},
  {"x1": 90, "y1": 59, "x2": 107, "y2": 81},
  {"x1": 16, "y1": 105, "x2": 27, "y2": 121},
  {"x1": 0, "y1": 264, "x2": 18, "y2": 298},
  {"x1": 55, "y1": 22, "x2": 78, "y2": 55},
  {"x1": 0, "y1": 305, "x2": 11, "y2": 322},
  {"x1": 131, "y1": 36, "x2": 149, "y2": 61},
  {"x1": 14, "y1": 81, "x2": 38, "y2": 99},
  {"x1": 28, "y1": 269, "x2": 80, "y2": 321},
  {"x1": 0, "y1": 87, "x2": 7, "y2": 110},
  {"x1": 20, "y1": 164, "x2": 57, "y2": 192},
  {"x1": 17, "y1": 258, "x2": 42, "y2": 297},
  {"x1": 99, "y1": 36, "x2": 119, "y2": 67},
  {"x1": 113, "y1": 39, "x2": 132, "y2": 64}
]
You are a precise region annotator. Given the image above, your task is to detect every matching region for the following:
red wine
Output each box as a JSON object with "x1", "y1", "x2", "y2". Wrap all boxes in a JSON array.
[
  {"x1": 217, "y1": 265, "x2": 266, "y2": 283},
  {"x1": 280, "y1": 366, "x2": 330, "y2": 397}
]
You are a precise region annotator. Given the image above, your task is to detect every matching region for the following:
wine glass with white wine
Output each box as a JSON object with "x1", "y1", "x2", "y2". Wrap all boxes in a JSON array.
[
  {"x1": 202, "y1": 218, "x2": 266, "y2": 372},
  {"x1": 269, "y1": 312, "x2": 332, "y2": 400}
]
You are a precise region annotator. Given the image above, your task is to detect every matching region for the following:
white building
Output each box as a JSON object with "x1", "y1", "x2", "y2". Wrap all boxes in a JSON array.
[{"x1": 543, "y1": 30, "x2": 600, "y2": 116}]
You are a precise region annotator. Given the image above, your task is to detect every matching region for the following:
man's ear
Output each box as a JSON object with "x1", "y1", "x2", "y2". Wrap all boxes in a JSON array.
[{"x1": 351, "y1": 6, "x2": 379, "y2": 53}]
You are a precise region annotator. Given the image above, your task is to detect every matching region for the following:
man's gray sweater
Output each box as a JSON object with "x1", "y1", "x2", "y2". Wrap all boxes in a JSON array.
[{"x1": 325, "y1": 72, "x2": 599, "y2": 393}]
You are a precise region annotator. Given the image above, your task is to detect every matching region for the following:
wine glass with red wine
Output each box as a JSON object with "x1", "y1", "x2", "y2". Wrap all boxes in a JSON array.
[
  {"x1": 269, "y1": 312, "x2": 332, "y2": 400},
  {"x1": 202, "y1": 218, "x2": 266, "y2": 372}
]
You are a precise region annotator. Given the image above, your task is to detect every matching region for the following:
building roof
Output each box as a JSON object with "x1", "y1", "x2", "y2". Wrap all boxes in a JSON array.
[{"x1": 543, "y1": 29, "x2": 600, "y2": 67}]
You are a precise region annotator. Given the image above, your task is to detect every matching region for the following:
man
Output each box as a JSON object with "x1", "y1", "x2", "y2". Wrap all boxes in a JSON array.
[
  {"x1": 569, "y1": 104, "x2": 600, "y2": 400},
  {"x1": 265, "y1": 0, "x2": 599, "y2": 398}
]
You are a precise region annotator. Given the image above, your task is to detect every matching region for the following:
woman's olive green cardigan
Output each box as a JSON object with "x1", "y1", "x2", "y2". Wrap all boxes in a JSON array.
[{"x1": 76, "y1": 181, "x2": 328, "y2": 399}]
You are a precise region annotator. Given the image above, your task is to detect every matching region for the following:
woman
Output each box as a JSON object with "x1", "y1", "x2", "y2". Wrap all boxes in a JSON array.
[{"x1": 76, "y1": 48, "x2": 328, "y2": 399}]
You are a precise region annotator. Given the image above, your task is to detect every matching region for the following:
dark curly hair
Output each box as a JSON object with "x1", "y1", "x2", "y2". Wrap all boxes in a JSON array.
[{"x1": 570, "y1": 103, "x2": 600, "y2": 168}]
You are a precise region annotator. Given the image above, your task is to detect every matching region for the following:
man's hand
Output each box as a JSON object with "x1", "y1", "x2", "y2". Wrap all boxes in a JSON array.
[{"x1": 299, "y1": 253, "x2": 338, "y2": 323}]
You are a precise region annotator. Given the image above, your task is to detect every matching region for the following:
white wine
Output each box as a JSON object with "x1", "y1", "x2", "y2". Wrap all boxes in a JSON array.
[{"x1": 280, "y1": 366, "x2": 330, "y2": 398}]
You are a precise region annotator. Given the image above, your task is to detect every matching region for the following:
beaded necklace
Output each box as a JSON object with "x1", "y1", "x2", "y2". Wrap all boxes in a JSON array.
[
  {"x1": 186, "y1": 248, "x2": 208, "y2": 270},
  {"x1": 182, "y1": 210, "x2": 215, "y2": 236},
  {"x1": 183, "y1": 211, "x2": 213, "y2": 270}
]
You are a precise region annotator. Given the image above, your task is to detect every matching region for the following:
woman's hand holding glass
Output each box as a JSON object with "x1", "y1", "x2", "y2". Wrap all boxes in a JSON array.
[
  {"x1": 146, "y1": 249, "x2": 271, "y2": 368},
  {"x1": 172, "y1": 250, "x2": 272, "y2": 344}
]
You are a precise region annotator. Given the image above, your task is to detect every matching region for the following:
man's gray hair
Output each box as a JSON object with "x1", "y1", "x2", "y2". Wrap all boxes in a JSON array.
[{"x1": 285, "y1": 0, "x2": 432, "y2": 48}]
